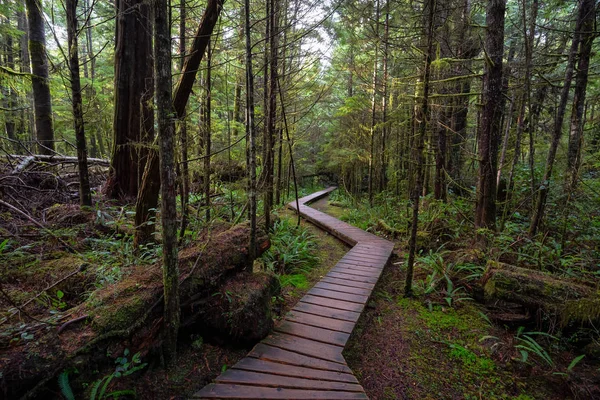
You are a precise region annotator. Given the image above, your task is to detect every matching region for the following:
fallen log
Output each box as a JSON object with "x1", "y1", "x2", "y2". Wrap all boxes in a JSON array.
[
  {"x1": 7, "y1": 154, "x2": 109, "y2": 174},
  {"x1": 0, "y1": 222, "x2": 272, "y2": 400},
  {"x1": 481, "y1": 261, "x2": 600, "y2": 326}
]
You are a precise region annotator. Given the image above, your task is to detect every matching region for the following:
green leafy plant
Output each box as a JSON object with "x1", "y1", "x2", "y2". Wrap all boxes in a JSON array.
[
  {"x1": 88, "y1": 349, "x2": 147, "y2": 400},
  {"x1": 261, "y1": 218, "x2": 318, "y2": 275},
  {"x1": 514, "y1": 327, "x2": 556, "y2": 367},
  {"x1": 58, "y1": 370, "x2": 76, "y2": 400}
]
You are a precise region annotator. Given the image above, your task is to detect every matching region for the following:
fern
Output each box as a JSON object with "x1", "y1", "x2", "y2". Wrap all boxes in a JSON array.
[{"x1": 58, "y1": 371, "x2": 76, "y2": 400}]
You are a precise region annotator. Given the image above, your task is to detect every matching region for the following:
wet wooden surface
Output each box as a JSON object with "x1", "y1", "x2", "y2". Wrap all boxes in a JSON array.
[{"x1": 193, "y1": 188, "x2": 394, "y2": 399}]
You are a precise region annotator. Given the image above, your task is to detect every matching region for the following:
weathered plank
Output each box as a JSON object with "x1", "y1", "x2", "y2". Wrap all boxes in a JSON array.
[
  {"x1": 274, "y1": 320, "x2": 350, "y2": 346},
  {"x1": 249, "y1": 343, "x2": 352, "y2": 373},
  {"x1": 194, "y1": 384, "x2": 369, "y2": 399},
  {"x1": 285, "y1": 310, "x2": 356, "y2": 333},
  {"x1": 231, "y1": 358, "x2": 359, "y2": 383}
]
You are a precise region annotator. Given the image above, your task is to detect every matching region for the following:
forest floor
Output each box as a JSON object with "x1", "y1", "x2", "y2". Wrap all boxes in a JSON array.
[{"x1": 310, "y1": 198, "x2": 599, "y2": 400}]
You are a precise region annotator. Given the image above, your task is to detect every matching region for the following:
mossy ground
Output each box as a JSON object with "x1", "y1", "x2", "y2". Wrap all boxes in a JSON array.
[{"x1": 344, "y1": 263, "x2": 553, "y2": 399}]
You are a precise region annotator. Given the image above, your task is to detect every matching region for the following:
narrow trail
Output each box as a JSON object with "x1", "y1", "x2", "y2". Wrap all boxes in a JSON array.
[{"x1": 194, "y1": 187, "x2": 394, "y2": 399}]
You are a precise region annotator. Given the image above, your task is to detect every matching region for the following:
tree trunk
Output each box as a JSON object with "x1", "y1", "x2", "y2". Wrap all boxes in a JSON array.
[
  {"x1": 405, "y1": 0, "x2": 435, "y2": 297},
  {"x1": 264, "y1": 0, "x2": 279, "y2": 229},
  {"x1": 178, "y1": 0, "x2": 190, "y2": 240},
  {"x1": 530, "y1": 0, "x2": 588, "y2": 236},
  {"x1": 25, "y1": 0, "x2": 55, "y2": 155},
  {"x1": 154, "y1": 0, "x2": 180, "y2": 366},
  {"x1": 2, "y1": 16, "x2": 19, "y2": 153},
  {"x1": 368, "y1": 0, "x2": 380, "y2": 207},
  {"x1": 134, "y1": 0, "x2": 224, "y2": 246},
  {"x1": 107, "y1": 0, "x2": 154, "y2": 200},
  {"x1": 66, "y1": 0, "x2": 93, "y2": 207},
  {"x1": 204, "y1": 40, "x2": 212, "y2": 222},
  {"x1": 566, "y1": 0, "x2": 596, "y2": 190},
  {"x1": 245, "y1": 0, "x2": 258, "y2": 261},
  {"x1": 380, "y1": 0, "x2": 390, "y2": 192},
  {"x1": 474, "y1": 0, "x2": 506, "y2": 230}
]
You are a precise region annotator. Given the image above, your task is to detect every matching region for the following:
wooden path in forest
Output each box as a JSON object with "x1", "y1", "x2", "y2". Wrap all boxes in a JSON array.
[{"x1": 193, "y1": 187, "x2": 394, "y2": 399}]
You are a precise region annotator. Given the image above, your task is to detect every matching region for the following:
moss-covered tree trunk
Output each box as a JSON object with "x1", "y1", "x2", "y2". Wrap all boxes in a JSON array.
[
  {"x1": 133, "y1": 0, "x2": 224, "y2": 246},
  {"x1": 154, "y1": 0, "x2": 180, "y2": 366},
  {"x1": 66, "y1": 0, "x2": 92, "y2": 207},
  {"x1": 25, "y1": 0, "x2": 55, "y2": 155}
]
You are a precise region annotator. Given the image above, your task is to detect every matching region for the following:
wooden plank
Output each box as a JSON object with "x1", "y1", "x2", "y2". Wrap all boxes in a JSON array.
[
  {"x1": 292, "y1": 302, "x2": 361, "y2": 322},
  {"x1": 249, "y1": 343, "x2": 352, "y2": 373},
  {"x1": 215, "y1": 369, "x2": 364, "y2": 392},
  {"x1": 263, "y1": 333, "x2": 346, "y2": 364},
  {"x1": 313, "y1": 281, "x2": 371, "y2": 296},
  {"x1": 300, "y1": 295, "x2": 365, "y2": 313},
  {"x1": 231, "y1": 358, "x2": 358, "y2": 383},
  {"x1": 274, "y1": 320, "x2": 350, "y2": 347},
  {"x1": 327, "y1": 271, "x2": 378, "y2": 283},
  {"x1": 308, "y1": 287, "x2": 368, "y2": 304},
  {"x1": 331, "y1": 266, "x2": 381, "y2": 278},
  {"x1": 345, "y1": 253, "x2": 390, "y2": 263},
  {"x1": 340, "y1": 255, "x2": 385, "y2": 266},
  {"x1": 193, "y1": 384, "x2": 368, "y2": 399},
  {"x1": 320, "y1": 276, "x2": 375, "y2": 290},
  {"x1": 343, "y1": 253, "x2": 390, "y2": 264},
  {"x1": 334, "y1": 262, "x2": 382, "y2": 272},
  {"x1": 285, "y1": 310, "x2": 355, "y2": 333}
]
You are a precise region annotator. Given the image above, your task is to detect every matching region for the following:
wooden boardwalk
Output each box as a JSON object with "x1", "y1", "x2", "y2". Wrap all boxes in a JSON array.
[{"x1": 193, "y1": 187, "x2": 394, "y2": 399}]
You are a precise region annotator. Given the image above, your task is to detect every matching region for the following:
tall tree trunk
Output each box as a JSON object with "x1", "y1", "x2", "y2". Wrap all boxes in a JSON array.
[
  {"x1": 179, "y1": 0, "x2": 190, "y2": 241},
  {"x1": 3, "y1": 16, "x2": 19, "y2": 153},
  {"x1": 530, "y1": 0, "x2": 588, "y2": 236},
  {"x1": 204, "y1": 40, "x2": 212, "y2": 221},
  {"x1": 368, "y1": 0, "x2": 380, "y2": 207},
  {"x1": 17, "y1": 10, "x2": 34, "y2": 148},
  {"x1": 380, "y1": 0, "x2": 389, "y2": 192},
  {"x1": 66, "y1": 0, "x2": 92, "y2": 207},
  {"x1": 474, "y1": 0, "x2": 506, "y2": 230},
  {"x1": 405, "y1": 0, "x2": 435, "y2": 297},
  {"x1": 154, "y1": 0, "x2": 180, "y2": 367},
  {"x1": 107, "y1": 0, "x2": 154, "y2": 200},
  {"x1": 265, "y1": 0, "x2": 279, "y2": 229},
  {"x1": 134, "y1": 0, "x2": 224, "y2": 246},
  {"x1": 25, "y1": 0, "x2": 55, "y2": 155},
  {"x1": 245, "y1": 0, "x2": 257, "y2": 261},
  {"x1": 566, "y1": 0, "x2": 596, "y2": 190}
]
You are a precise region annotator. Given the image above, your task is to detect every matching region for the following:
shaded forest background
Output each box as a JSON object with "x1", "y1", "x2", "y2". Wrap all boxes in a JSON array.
[{"x1": 1, "y1": 0, "x2": 600, "y2": 398}]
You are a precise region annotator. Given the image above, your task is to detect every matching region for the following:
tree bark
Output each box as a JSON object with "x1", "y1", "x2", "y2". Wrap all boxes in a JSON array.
[
  {"x1": 474, "y1": 0, "x2": 506, "y2": 230},
  {"x1": 264, "y1": 0, "x2": 279, "y2": 229},
  {"x1": 405, "y1": 0, "x2": 435, "y2": 297},
  {"x1": 530, "y1": 0, "x2": 588, "y2": 236},
  {"x1": 178, "y1": 0, "x2": 190, "y2": 241},
  {"x1": 25, "y1": 0, "x2": 55, "y2": 155},
  {"x1": 245, "y1": 0, "x2": 258, "y2": 261},
  {"x1": 134, "y1": 0, "x2": 224, "y2": 246},
  {"x1": 107, "y1": 0, "x2": 154, "y2": 200},
  {"x1": 566, "y1": 0, "x2": 596, "y2": 190},
  {"x1": 154, "y1": 0, "x2": 180, "y2": 366},
  {"x1": 66, "y1": 0, "x2": 93, "y2": 207},
  {"x1": 204, "y1": 40, "x2": 212, "y2": 221},
  {"x1": 368, "y1": 0, "x2": 380, "y2": 207}
]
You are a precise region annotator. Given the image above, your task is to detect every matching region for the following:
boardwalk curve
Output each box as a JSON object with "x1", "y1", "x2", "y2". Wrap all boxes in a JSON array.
[{"x1": 193, "y1": 187, "x2": 394, "y2": 399}]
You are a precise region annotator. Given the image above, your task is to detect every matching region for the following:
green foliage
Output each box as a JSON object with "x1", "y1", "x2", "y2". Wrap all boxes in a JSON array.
[
  {"x1": 89, "y1": 349, "x2": 147, "y2": 400},
  {"x1": 261, "y1": 217, "x2": 318, "y2": 275},
  {"x1": 58, "y1": 371, "x2": 76, "y2": 400}
]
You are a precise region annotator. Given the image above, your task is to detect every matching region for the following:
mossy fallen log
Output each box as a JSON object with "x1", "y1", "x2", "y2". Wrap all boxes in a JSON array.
[
  {"x1": 0, "y1": 222, "x2": 272, "y2": 400},
  {"x1": 482, "y1": 261, "x2": 600, "y2": 326}
]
